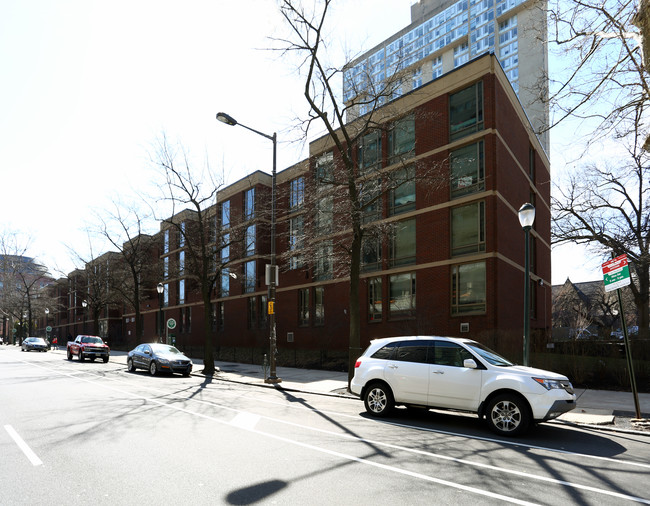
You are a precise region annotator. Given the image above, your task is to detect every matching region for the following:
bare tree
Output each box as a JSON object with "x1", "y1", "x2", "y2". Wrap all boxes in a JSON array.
[
  {"x1": 276, "y1": 0, "x2": 445, "y2": 383},
  {"x1": 95, "y1": 201, "x2": 158, "y2": 344},
  {"x1": 151, "y1": 135, "x2": 240, "y2": 376}
]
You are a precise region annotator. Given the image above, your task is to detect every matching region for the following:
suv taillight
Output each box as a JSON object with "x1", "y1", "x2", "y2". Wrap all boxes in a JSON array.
[{"x1": 354, "y1": 360, "x2": 362, "y2": 368}]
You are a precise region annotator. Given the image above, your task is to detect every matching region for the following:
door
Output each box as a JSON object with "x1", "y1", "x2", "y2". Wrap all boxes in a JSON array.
[
  {"x1": 427, "y1": 341, "x2": 483, "y2": 410},
  {"x1": 383, "y1": 340, "x2": 432, "y2": 405}
]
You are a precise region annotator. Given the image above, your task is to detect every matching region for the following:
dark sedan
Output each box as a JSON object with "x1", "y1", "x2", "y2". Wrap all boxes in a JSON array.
[
  {"x1": 21, "y1": 337, "x2": 49, "y2": 352},
  {"x1": 127, "y1": 343, "x2": 193, "y2": 376}
]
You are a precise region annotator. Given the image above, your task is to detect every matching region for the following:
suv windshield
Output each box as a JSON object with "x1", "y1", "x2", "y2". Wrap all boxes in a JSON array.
[{"x1": 465, "y1": 341, "x2": 514, "y2": 367}]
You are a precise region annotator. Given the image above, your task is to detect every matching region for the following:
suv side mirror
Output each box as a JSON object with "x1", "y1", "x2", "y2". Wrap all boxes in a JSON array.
[{"x1": 463, "y1": 358, "x2": 478, "y2": 369}]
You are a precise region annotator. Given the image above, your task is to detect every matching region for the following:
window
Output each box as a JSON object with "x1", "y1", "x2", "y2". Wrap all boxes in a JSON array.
[
  {"x1": 315, "y1": 195, "x2": 333, "y2": 236},
  {"x1": 314, "y1": 241, "x2": 333, "y2": 281},
  {"x1": 244, "y1": 188, "x2": 255, "y2": 220},
  {"x1": 358, "y1": 130, "x2": 381, "y2": 173},
  {"x1": 220, "y1": 201, "x2": 230, "y2": 229},
  {"x1": 164, "y1": 230, "x2": 170, "y2": 254},
  {"x1": 163, "y1": 284, "x2": 169, "y2": 308},
  {"x1": 316, "y1": 151, "x2": 334, "y2": 187},
  {"x1": 299, "y1": 288, "x2": 310, "y2": 326},
  {"x1": 289, "y1": 215, "x2": 304, "y2": 269},
  {"x1": 362, "y1": 236, "x2": 382, "y2": 272},
  {"x1": 528, "y1": 146, "x2": 535, "y2": 181},
  {"x1": 389, "y1": 166, "x2": 416, "y2": 215},
  {"x1": 412, "y1": 67, "x2": 422, "y2": 89},
  {"x1": 259, "y1": 295, "x2": 268, "y2": 327},
  {"x1": 221, "y1": 270, "x2": 230, "y2": 297},
  {"x1": 390, "y1": 219, "x2": 416, "y2": 266},
  {"x1": 451, "y1": 261, "x2": 486, "y2": 314},
  {"x1": 360, "y1": 178, "x2": 382, "y2": 224},
  {"x1": 451, "y1": 201, "x2": 485, "y2": 256},
  {"x1": 449, "y1": 81, "x2": 484, "y2": 141},
  {"x1": 179, "y1": 222, "x2": 186, "y2": 247},
  {"x1": 245, "y1": 225, "x2": 256, "y2": 257},
  {"x1": 221, "y1": 233, "x2": 230, "y2": 263},
  {"x1": 450, "y1": 141, "x2": 484, "y2": 198},
  {"x1": 248, "y1": 297, "x2": 257, "y2": 329},
  {"x1": 211, "y1": 303, "x2": 218, "y2": 332},
  {"x1": 389, "y1": 272, "x2": 416, "y2": 317},
  {"x1": 163, "y1": 256, "x2": 169, "y2": 280},
  {"x1": 180, "y1": 306, "x2": 191, "y2": 334},
  {"x1": 388, "y1": 115, "x2": 415, "y2": 165},
  {"x1": 432, "y1": 341, "x2": 473, "y2": 367},
  {"x1": 217, "y1": 302, "x2": 224, "y2": 330},
  {"x1": 290, "y1": 177, "x2": 305, "y2": 209},
  {"x1": 179, "y1": 250, "x2": 185, "y2": 275},
  {"x1": 244, "y1": 261, "x2": 255, "y2": 293},
  {"x1": 314, "y1": 287, "x2": 324, "y2": 326},
  {"x1": 179, "y1": 279, "x2": 185, "y2": 305},
  {"x1": 368, "y1": 277, "x2": 382, "y2": 321},
  {"x1": 395, "y1": 341, "x2": 429, "y2": 363}
]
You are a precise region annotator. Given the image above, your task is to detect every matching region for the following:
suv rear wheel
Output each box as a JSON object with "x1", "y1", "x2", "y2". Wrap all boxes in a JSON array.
[
  {"x1": 485, "y1": 393, "x2": 530, "y2": 436},
  {"x1": 364, "y1": 382, "x2": 394, "y2": 417}
]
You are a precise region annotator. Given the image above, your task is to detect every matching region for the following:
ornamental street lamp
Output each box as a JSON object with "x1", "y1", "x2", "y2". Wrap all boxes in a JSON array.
[
  {"x1": 216, "y1": 111, "x2": 281, "y2": 384},
  {"x1": 518, "y1": 203, "x2": 536, "y2": 366},
  {"x1": 82, "y1": 300, "x2": 88, "y2": 335},
  {"x1": 156, "y1": 283, "x2": 164, "y2": 343},
  {"x1": 44, "y1": 307, "x2": 49, "y2": 342}
]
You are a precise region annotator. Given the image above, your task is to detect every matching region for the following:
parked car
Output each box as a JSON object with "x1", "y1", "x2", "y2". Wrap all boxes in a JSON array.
[
  {"x1": 67, "y1": 335, "x2": 110, "y2": 362},
  {"x1": 350, "y1": 336, "x2": 576, "y2": 437},
  {"x1": 21, "y1": 337, "x2": 48, "y2": 352},
  {"x1": 127, "y1": 343, "x2": 193, "y2": 376}
]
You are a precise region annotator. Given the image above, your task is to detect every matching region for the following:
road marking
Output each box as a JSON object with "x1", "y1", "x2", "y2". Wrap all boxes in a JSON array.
[
  {"x1": 230, "y1": 412, "x2": 261, "y2": 430},
  {"x1": 4, "y1": 425, "x2": 43, "y2": 466},
  {"x1": 15, "y1": 358, "x2": 650, "y2": 504}
]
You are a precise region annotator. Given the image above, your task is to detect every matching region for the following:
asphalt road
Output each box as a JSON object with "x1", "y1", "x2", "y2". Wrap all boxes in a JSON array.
[{"x1": 2, "y1": 346, "x2": 649, "y2": 505}]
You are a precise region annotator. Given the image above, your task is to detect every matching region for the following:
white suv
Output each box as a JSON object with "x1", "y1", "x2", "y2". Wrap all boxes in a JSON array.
[{"x1": 350, "y1": 336, "x2": 576, "y2": 436}]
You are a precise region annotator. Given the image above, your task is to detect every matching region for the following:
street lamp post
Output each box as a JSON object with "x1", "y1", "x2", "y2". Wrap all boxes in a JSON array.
[
  {"x1": 82, "y1": 300, "x2": 88, "y2": 335},
  {"x1": 216, "y1": 111, "x2": 281, "y2": 384},
  {"x1": 157, "y1": 283, "x2": 164, "y2": 343},
  {"x1": 518, "y1": 203, "x2": 536, "y2": 366},
  {"x1": 44, "y1": 307, "x2": 49, "y2": 342}
]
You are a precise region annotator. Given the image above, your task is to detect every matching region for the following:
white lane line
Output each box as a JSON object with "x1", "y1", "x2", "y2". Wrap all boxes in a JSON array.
[
  {"x1": 21, "y1": 361, "x2": 650, "y2": 504},
  {"x1": 230, "y1": 412, "x2": 261, "y2": 431},
  {"x1": 4, "y1": 425, "x2": 43, "y2": 466}
]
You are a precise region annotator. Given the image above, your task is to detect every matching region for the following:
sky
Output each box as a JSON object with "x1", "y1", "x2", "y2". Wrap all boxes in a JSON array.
[{"x1": 0, "y1": 0, "x2": 605, "y2": 285}]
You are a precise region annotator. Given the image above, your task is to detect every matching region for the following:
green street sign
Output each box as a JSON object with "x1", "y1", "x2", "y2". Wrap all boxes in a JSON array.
[
  {"x1": 46, "y1": 326, "x2": 52, "y2": 332},
  {"x1": 602, "y1": 255, "x2": 631, "y2": 292},
  {"x1": 167, "y1": 318, "x2": 177, "y2": 330}
]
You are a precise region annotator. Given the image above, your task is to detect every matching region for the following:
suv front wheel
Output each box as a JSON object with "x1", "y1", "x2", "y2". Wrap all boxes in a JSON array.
[
  {"x1": 363, "y1": 382, "x2": 394, "y2": 417},
  {"x1": 485, "y1": 393, "x2": 530, "y2": 436}
]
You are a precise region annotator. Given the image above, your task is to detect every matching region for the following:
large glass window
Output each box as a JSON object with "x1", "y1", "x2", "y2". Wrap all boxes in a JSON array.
[
  {"x1": 248, "y1": 297, "x2": 257, "y2": 329},
  {"x1": 299, "y1": 288, "x2": 310, "y2": 326},
  {"x1": 315, "y1": 195, "x2": 333, "y2": 236},
  {"x1": 361, "y1": 178, "x2": 382, "y2": 224},
  {"x1": 163, "y1": 256, "x2": 169, "y2": 280},
  {"x1": 163, "y1": 229, "x2": 170, "y2": 254},
  {"x1": 289, "y1": 215, "x2": 304, "y2": 270},
  {"x1": 179, "y1": 222, "x2": 186, "y2": 247},
  {"x1": 245, "y1": 225, "x2": 256, "y2": 257},
  {"x1": 314, "y1": 287, "x2": 324, "y2": 326},
  {"x1": 290, "y1": 177, "x2": 305, "y2": 209},
  {"x1": 390, "y1": 219, "x2": 416, "y2": 266},
  {"x1": 314, "y1": 241, "x2": 333, "y2": 281},
  {"x1": 221, "y1": 200, "x2": 230, "y2": 229},
  {"x1": 244, "y1": 188, "x2": 255, "y2": 220},
  {"x1": 179, "y1": 250, "x2": 185, "y2": 275},
  {"x1": 362, "y1": 236, "x2": 382, "y2": 272},
  {"x1": 221, "y1": 270, "x2": 230, "y2": 297},
  {"x1": 221, "y1": 233, "x2": 230, "y2": 264},
  {"x1": 450, "y1": 141, "x2": 484, "y2": 198},
  {"x1": 368, "y1": 277, "x2": 382, "y2": 321},
  {"x1": 358, "y1": 130, "x2": 382, "y2": 174},
  {"x1": 449, "y1": 81, "x2": 484, "y2": 141},
  {"x1": 179, "y1": 279, "x2": 185, "y2": 305},
  {"x1": 389, "y1": 272, "x2": 416, "y2": 317},
  {"x1": 389, "y1": 166, "x2": 416, "y2": 215},
  {"x1": 388, "y1": 115, "x2": 415, "y2": 164},
  {"x1": 451, "y1": 261, "x2": 486, "y2": 314},
  {"x1": 316, "y1": 151, "x2": 334, "y2": 187},
  {"x1": 244, "y1": 261, "x2": 255, "y2": 293},
  {"x1": 451, "y1": 201, "x2": 486, "y2": 256}
]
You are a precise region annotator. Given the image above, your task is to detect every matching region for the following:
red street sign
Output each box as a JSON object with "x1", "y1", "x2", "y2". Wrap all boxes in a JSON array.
[{"x1": 602, "y1": 255, "x2": 631, "y2": 292}]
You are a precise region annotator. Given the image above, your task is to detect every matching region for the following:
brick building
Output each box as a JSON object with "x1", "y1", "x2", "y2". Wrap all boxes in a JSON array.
[{"x1": 42, "y1": 54, "x2": 550, "y2": 368}]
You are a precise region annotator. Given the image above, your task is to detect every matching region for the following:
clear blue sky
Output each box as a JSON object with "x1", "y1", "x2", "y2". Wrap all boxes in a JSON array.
[{"x1": 0, "y1": 0, "x2": 603, "y2": 284}]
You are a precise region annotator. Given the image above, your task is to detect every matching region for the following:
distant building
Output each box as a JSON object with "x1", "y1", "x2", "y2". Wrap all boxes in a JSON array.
[{"x1": 343, "y1": 0, "x2": 549, "y2": 151}]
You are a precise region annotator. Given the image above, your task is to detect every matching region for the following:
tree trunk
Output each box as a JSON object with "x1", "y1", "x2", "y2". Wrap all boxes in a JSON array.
[
  {"x1": 201, "y1": 287, "x2": 216, "y2": 375},
  {"x1": 347, "y1": 225, "x2": 362, "y2": 386}
]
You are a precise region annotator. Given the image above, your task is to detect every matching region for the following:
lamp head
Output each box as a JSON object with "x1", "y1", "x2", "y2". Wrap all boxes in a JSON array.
[
  {"x1": 216, "y1": 112, "x2": 237, "y2": 126},
  {"x1": 156, "y1": 282, "x2": 164, "y2": 294},
  {"x1": 518, "y1": 203, "x2": 536, "y2": 230}
]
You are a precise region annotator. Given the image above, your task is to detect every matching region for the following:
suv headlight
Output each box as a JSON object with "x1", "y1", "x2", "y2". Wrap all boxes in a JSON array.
[{"x1": 533, "y1": 378, "x2": 564, "y2": 391}]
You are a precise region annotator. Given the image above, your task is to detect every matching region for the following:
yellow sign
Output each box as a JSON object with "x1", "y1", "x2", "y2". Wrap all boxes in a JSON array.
[{"x1": 268, "y1": 301, "x2": 275, "y2": 315}]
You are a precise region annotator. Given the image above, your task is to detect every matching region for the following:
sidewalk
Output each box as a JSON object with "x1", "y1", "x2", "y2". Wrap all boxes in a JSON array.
[{"x1": 104, "y1": 350, "x2": 650, "y2": 434}]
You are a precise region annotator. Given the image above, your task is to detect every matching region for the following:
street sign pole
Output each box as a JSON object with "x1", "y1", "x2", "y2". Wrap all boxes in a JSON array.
[{"x1": 602, "y1": 254, "x2": 642, "y2": 420}]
